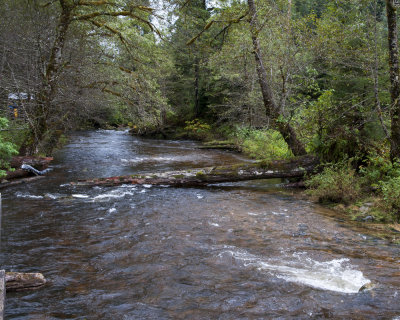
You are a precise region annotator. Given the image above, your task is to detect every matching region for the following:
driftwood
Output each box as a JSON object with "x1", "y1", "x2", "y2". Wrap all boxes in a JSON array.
[
  {"x1": 2, "y1": 156, "x2": 53, "y2": 182},
  {"x1": 21, "y1": 164, "x2": 51, "y2": 176},
  {"x1": 0, "y1": 176, "x2": 45, "y2": 189},
  {"x1": 5, "y1": 272, "x2": 46, "y2": 291},
  {"x1": 72, "y1": 156, "x2": 319, "y2": 187},
  {"x1": 10, "y1": 156, "x2": 53, "y2": 170}
]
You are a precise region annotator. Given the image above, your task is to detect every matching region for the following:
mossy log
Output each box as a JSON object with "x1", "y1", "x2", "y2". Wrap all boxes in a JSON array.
[
  {"x1": 2, "y1": 156, "x2": 53, "y2": 182},
  {"x1": 198, "y1": 144, "x2": 240, "y2": 152},
  {"x1": 5, "y1": 272, "x2": 46, "y2": 291},
  {"x1": 0, "y1": 176, "x2": 45, "y2": 189},
  {"x1": 72, "y1": 156, "x2": 319, "y2": 187},
  {"x1": 10, "y1": 156, "x2": 53, "y2": 169}
]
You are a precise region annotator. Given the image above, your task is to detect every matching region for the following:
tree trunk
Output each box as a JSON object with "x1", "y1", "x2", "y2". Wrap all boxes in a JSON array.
[
  {"x1": 194, "y1": 58, "x2": 200, "y2": 117},
  {"x1": 24, "y1": 3, "x2": 72, "y2": 155},
  {"x1": 71, "y1": 156, "x2": 319, "y2": 187},
  {"x1": 386, "y1": 0, "x2": 400, "y2": 161},
  {"x1": 373, "y1": 1, "x2": 389, "y2": 139},
  {"x1": 247, "y1": 0, "x2": 307, "y2": 156}
]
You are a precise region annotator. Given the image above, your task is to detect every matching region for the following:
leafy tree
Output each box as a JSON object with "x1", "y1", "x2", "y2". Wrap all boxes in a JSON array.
[{"x1": 0, "y1": 118, "x2": 18, "y2": 177}]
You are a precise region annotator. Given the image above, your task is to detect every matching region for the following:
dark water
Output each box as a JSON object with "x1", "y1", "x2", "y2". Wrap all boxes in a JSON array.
[{"x1": 1, "y1": 130, "x2": 400, "y2": 319}]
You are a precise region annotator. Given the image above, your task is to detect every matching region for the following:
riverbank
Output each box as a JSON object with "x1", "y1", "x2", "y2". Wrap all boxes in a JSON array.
[{"x1": 292, "y1": 190, "x2": 400, "y2": 244}]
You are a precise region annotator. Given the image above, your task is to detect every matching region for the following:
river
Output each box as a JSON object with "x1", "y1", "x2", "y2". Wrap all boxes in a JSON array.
[{"x1": 1, "y1": 130, "x2": 400, "y2": 319}]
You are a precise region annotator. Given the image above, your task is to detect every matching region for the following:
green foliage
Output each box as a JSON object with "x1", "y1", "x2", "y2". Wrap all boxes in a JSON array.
[
  {"x1": 359, "y1": 149, "x2": 400, "y2": 222},
  {"x1": 184, "y1": 119, "x2": 212, "y2": 139},
  {"x1": 305, "y1": 162, "x2": 361, "y2": 204},
  {"x1": 232, "y1": 127, "x2": 292, "y2": 160},
  {"x1": 379, "y1": 177, "x2": 400, "y2": 222},
  {"x1": 359, "y1": 147, "x2": 395, "y2": 188},
  {"x1": 0, "y1": 118, "x2": 19, "y2": 177},
  {"x1": 184, "y1": 119, "x2": 211, "y2": 132}
]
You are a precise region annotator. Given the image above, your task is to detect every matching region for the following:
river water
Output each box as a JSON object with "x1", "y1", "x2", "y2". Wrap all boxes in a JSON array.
[{"x1": 1, "y1": 130, "x2": 400, "y2": 319}]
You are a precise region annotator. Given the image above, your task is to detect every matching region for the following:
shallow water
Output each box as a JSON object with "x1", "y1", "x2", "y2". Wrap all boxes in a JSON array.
[{"x1": 2, "y1": 130, "x2": 400, "y2": 319}]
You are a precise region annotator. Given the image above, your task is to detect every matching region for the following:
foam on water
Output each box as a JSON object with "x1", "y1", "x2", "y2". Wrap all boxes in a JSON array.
[
  {"x1": 248, "y1": 212, "x2": 259, "y2": 216},
  {"x1": 72, "y1": 194, "x2": 90, "y2": 199},
  {"x1": 88, "y1": 185, "x2": 138, "y2": 201},
  {"x1": 108, "y1": 208, "x2": 117, "y2": 214},
  {"x1": 15, "y1": 192, "x2": 44, "y2": 199},
  {"x1": 92, "y1": 191, "x2": 134, "y2": 201},
  {"x1": 219, "y1": 247, "x2": 370, "y2": 294},
  {"x1": 44, "y1": 193, "x2": 59, "y2": 200},
  {"x1": 121, "y1": 156, "x2": 177, "y2": 164},
  {"x1": 208, "y1": 222, "x2": 220, "y2": 227}
]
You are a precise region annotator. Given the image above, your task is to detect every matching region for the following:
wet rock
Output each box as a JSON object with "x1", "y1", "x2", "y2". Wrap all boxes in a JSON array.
[
  {"x1": 358, "y1": 282, "x2": 375, "y2": 292},
  {"x1": 5, "y1": 272, "x2": 46, "y2": 291}
]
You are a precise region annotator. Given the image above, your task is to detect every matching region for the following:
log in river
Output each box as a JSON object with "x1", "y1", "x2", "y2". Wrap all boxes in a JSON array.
[{"x1": 71, "y1": 156, "x2": 319, "y2": 187}]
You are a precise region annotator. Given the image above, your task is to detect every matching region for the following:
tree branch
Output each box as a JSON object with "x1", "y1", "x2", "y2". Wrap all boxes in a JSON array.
[{"x1": 187, "y1": 13, "x2": 248, "y2": 46}]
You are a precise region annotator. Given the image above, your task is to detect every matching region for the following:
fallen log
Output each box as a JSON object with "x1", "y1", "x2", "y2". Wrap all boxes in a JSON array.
[
  {"x1": 198, "y1": 144, "x2": 240, "y2": 152},
  {"x1": 0, "y1": 176, "x2": 45, "y2": 189},
  {"x1": 10, "y1": 156, "x2": 53, "y2": 170},
  {"x1": 1, "y1": 156, "x2": 53, "y2": 182},
  {"x1": 21, "y1": 164, "x2": 51, "y2": 176},
  {"x1": 5, "y1": 272, "x2": 46, "y2": 291},
  {"x1": 72, "y1": 156, "x2": 319, "y2": 187}
]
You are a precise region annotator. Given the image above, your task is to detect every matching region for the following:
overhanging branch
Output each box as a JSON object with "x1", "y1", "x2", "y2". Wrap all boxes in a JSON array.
[{"x1": 186, "y1": 12, "x2": 248, "y2": 46}]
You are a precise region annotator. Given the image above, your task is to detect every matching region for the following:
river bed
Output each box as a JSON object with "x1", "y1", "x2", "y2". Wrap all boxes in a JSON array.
[{"x1": 1, "y1": 130, "x2": 400, "y2": 319}]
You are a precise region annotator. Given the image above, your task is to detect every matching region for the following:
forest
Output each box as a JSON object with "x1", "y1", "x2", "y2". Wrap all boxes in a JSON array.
[{"x1": 1, "y1": 0, "x2": 400, "y2": 224}]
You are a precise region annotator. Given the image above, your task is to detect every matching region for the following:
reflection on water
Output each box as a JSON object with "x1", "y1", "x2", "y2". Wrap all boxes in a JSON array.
[{"x1": 1, "y1": 130, "x2": 400, "y2": 319}]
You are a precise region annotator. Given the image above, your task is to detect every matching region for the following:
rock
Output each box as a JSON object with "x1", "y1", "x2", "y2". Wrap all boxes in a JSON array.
[
  {"x1": 358, "y1": 282, "x2": 375, "y2": 292},
  {"x1": 5, "y1": 272, "x2": 46, "y2": 291}
]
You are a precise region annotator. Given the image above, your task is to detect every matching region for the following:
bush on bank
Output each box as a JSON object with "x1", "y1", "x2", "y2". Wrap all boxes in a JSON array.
[
  {"x1": 0, "y1": 117, "x2": 19, "y2": 177},
  {"x1": 304, "y1": 150, "x2": 400, "y2": 223}
]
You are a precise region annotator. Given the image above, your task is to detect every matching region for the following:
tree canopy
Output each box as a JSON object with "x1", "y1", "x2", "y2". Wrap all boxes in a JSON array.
[{"x1": 0, "y1": 0, "x2": 398, "y2": 163}]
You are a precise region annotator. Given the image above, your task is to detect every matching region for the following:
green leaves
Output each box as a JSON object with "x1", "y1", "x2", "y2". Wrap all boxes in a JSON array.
[{"x1": 0, "y1": 118, "x2": 18, "y2": 178}]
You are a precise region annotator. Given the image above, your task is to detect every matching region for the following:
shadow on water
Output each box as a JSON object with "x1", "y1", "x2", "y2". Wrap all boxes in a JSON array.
[{"x1": 1, "y1": 130, "x2": 400, "y2": 319}]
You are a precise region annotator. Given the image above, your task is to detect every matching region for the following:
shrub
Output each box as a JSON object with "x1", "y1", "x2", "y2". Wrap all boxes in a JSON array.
[
  {"x1": 358, "y1": 148, "x2": 397, "y2": 188},
  {"x1": 184, "y1": 119, "x2": 211, "y2": 139},
  {"x1": 358, "y1": 150, "x2": 400, "y2": 221},
  {"x1": 0, "y1": 117, "x2": 19, "y2": 177},
  {"x1": 305, "y1": 162, "x2": 361, "y2": 204},
  {"x1": 232, "y1": 127, "x2": 292, "y2": 160},
  {"x1": 378, "y1": 176, "x2": 400, "y2": 222}
]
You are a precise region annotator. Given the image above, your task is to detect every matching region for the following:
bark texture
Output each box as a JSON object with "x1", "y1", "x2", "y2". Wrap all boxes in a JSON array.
[
  {"x1": 247, "y1": 0, "x2": 307, "y2": 156},
  {"x1": 386, "y1": 0, "x2": 400, "y2": 161}
]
